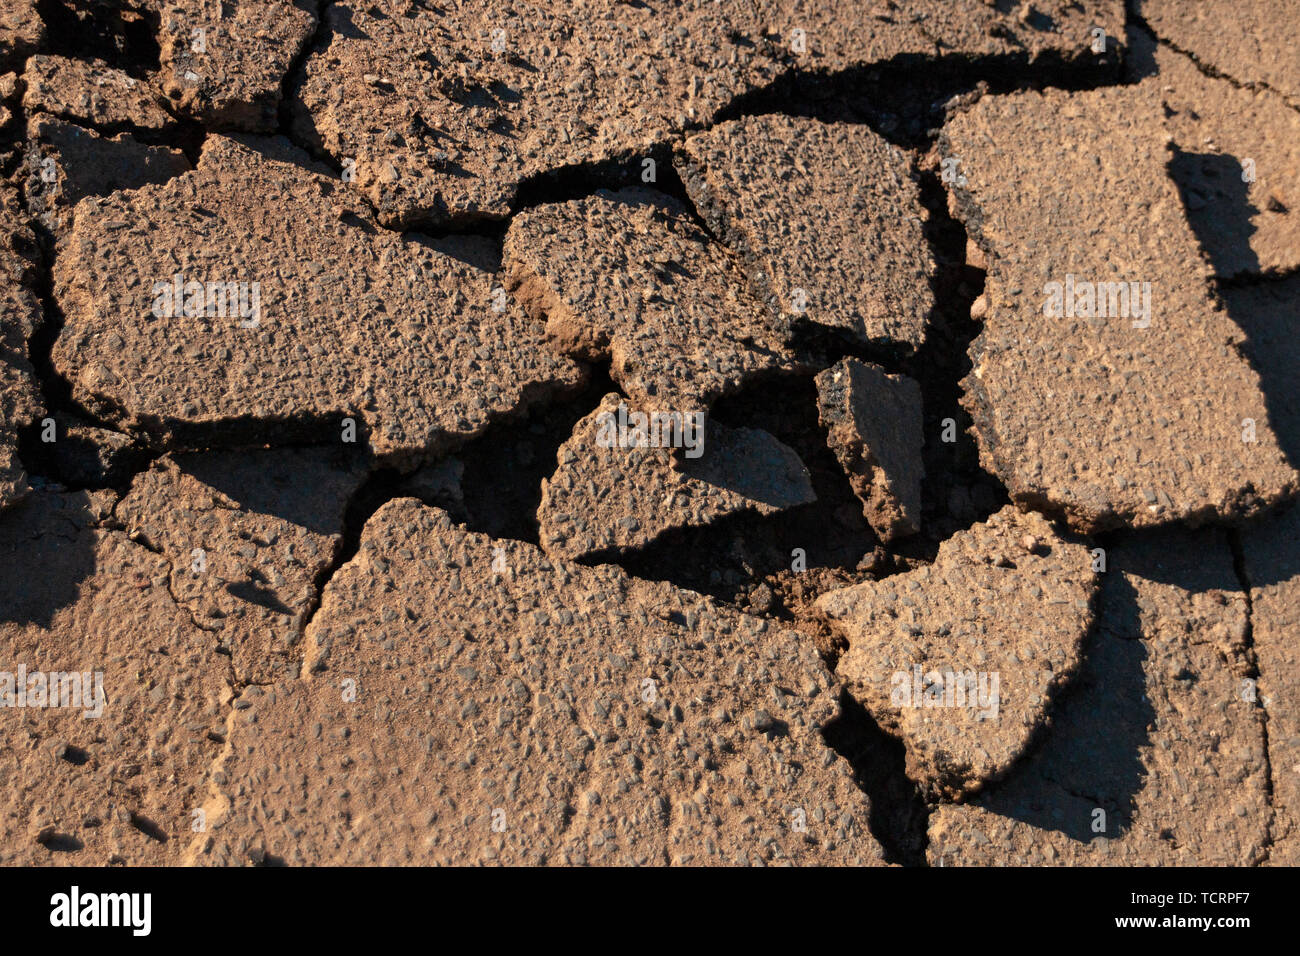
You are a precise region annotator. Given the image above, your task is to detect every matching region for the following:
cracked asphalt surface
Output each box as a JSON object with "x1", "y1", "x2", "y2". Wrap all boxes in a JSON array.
[{"x1": 0, "y1": 0, "x2": 1297, "y2": 868}]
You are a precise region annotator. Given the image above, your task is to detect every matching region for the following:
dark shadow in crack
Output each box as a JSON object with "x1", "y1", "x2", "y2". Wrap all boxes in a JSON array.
[
  {"x1": 822, "y1": 689, "x2": 930, "y2": 866},
  {"x1": 1170, "y1": 149, "x2": 1262, "y2": 280},
  {"x1": 970, "y1": 574, "x2": 1152, "y2": 843},
  {"x1": 0, "y1": 489, "x2": 97, "y2": 628},
  {"x1": 1218, "y1": 274, "x2": 1300, "y2": 474},
  {"x1": 967, "y1": 525, "x2": 1241, "y2": 844},
  {"x1": 34, "y1": 0, "x2": 162, "y2": 79}
]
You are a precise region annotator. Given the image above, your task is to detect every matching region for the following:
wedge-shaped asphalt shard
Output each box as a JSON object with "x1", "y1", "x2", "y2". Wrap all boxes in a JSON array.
[
  {"x1": 1241, "y1": 508, "x2": 1300, "y2": 865},
  {"x1": 116, "y1": 449, "x2": 369, "y2": 684},
  {"x1": 0, "y1": 490, "x2": 229, "y2": 865},
  {"x1": 24, "y1": 114, "x2": 191, "y2": 235},
  {"x1": 679, "y1": 115, "x2": 934, "y2": 353},
  {"x1": 189, "y1": 498, "x2": 884, "y2": 866},
  {"x1": 1132, "y1": 33, "x2": 1300, "y2": 278},
  {"x1": 0, "y1": 188, "x2": 42, "y2": 512},
  {"x1": 928, "y1": 529, "x2": 1268, "y2": 864},
  {"x1": 22, "y1": 55, "x2": 178, "y2": 133},
  {"x1": 505, "y1": 188, "x2": 794, "y2": 415},
  {"x1": 815, "y1": 358, "x2": 923, "y2": 542},
  {"x1": 1141, "y1": 0, "x2": 1300, "y2": 108},
  {"x1": 942, "y1": 85, "x2": 1297, "y2": 532},
  {"x1": 817, "y1": 506, "x2": 1095, "y2": 798},
  {"x1": 51, "y1": 134, "x2": 584, "y2": 465},
  {"x1": 153, "y1": 0, "x2": 319, "y2": 131},
  {"x1": 539, "y1": 393, "x2": 815, "y2": 561}
]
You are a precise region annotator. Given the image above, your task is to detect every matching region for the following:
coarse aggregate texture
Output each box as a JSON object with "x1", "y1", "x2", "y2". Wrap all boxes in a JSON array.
[{"x1": 942, "y1": 83, "x2": 1297, "y2": 532}]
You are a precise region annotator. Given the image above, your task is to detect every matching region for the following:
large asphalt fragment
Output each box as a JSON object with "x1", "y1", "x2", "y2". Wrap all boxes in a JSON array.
[
  {"x1": 0, "y1": 490, "x2": 229, "y2": 865},
  {"x1": 1140, "y1": 0, "x2": 1300, "y2": 108},
  {"x1": 153, "y1": 0, "x2": 319, "y2": 131},
  {"x1": 942, "y1": 85, "x2": 1297, "y2": 532},
  {"x1": 1240, "y1": 508, "x2": 1300, "y2": 865},
  {"x1": 678, "y1": 115, "x2": 933, "y2": 353},
  {"x1": 291, "y1": 0, "x2": 1123, "y2": 229},
  {"x1": 0, "y1": 187, "x2": 42, "y2": 512},
  {"x1": 51, "y1": 134, "x2": 584, "y2": 465},
  {"x1": 1132, "y1": 33, "x2": 1300, "y2": 278},
  {"x1": 189, "y1": 499, "x2": 884, "y2": 865},
  {"x1": 23, "y1": 114, "x2": 191, "y2": 234},
  {"x1": 505, "y1": 188, "x2": 794, "y2": 414},
  {"x1": 928, "y1": 529, "x2": 1267, "y2": 865},
  {"x1": 538, "y1": 393, "x2": 815, "y2": 561},
  {"x1": 116, "y1": 449, "x2": 369, "y2": 685},
  {"x1": 814, "y1": 358, "x2": 923, "y2": 542},
  {"x1": 816, "y1": 506, "x2": 1095, "y2": 798},
  {"x1": 22, "y1": 55, "x2": 178, "y2": 133}
]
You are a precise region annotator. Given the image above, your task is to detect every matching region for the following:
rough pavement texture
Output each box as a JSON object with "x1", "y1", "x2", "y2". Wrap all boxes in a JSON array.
[
  {"x1": 153, "y1": 0, "x2": 319, "y2": 131},
  {"x1": 1241, "y1": 508, "x2": 1300, "y2": 865},
  {"x1": 116, "y1": 449, "x2": 369, "y2": 685},
  {"x1": 23, "y1": 114, "x2": 191, "y2": 234},
  {"x1": 22, "y1": 55, "x2": 177, "y2": 132},
  {"x1": 0, "y1": 489, "x2": 229, "y2": 865},
  {"x1": 817, "y1": 507, "x2": 1095, "y2": 798},
  {"x1": 51, "y1": 134, "x2": 584, "y2": 465},
  {"x1": 1130, "y1": 32, "x2": 1300, "y2": 278},
  {"x1": 2, "y1": 0, "x2": 1294, "y2": 871},
  {"x1": 504, "y1": 188, "x2": 794, "y2": 414},
  {"x1": 0, "y1": 186, "x2": 42, "y2": 512},
  {"x1": 1140, "y1": 0, "x2": 1300, "y2": 107},
  {"x1": 189, "y1": 499, "x2": 884, "y2": 865},
  {"x1": 815, "y1": 358, "x2": 924, "y2": 542},
  {"x1": 292, "y1": 0, "x2": 1124, "y2": 229},
  {"x1": 539, "y1": 393, "x2": 815, "y2": 561},
  {"x1": 679, "y1": 115, "x2": 933, "y2": 353},
  {"x1": 928, "y1": 530, "x2": 1267, "y2": 865},
  {"x1": 942, "y1": 84, "x2": 1297, "y2": 532}
]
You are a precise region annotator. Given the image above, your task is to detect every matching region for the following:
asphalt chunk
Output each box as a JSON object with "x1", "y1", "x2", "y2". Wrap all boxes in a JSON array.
[
  {"x1": 928, "y1": 529, "x2": 1267, "y2": 865},
  {"x1": 0, "y1": 490, "x2": 229, "y2": 865},
  {"x1": 817, "y1": 506, "x2": 1096, "y2": 799},
  {"x1": 23, "y1": 114, "x2": 191, "y2": 235},
  {"x1": 942, "y1": 84, "x2": 1298, "y2": 532},
  {"x1": 116, "y1": 449, "x2": 370, "y2": 684},
  {"x1": 505, "y1": 188, "x2": 795, "y2": 416},
  {"x1": 189, "y1": 498, "x2": 885, "y2": 866},
  {"x1": 815, "y1": 358, "x2": 924, "y2": 543},
  {"x1": 539, "y1": 393, "x2": 815, "y2": 561},
  {"x1": 51, "y1": 134, "x2": 584, "y2": 466},
  {"x1": 22, "y1": 55, "x2": 178, "y2": 132},
  {"x1": 153, "y1": 0, "x2": 319, "y2": 131},
  {"x1": 678, "y1": 115, "x2": 934, "y2": 353}
]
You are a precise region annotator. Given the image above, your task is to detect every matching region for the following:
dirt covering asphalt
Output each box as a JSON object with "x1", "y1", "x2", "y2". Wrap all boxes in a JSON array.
[{"x1": 0, "y1": 0, "x2": 1297, "y2": 867}]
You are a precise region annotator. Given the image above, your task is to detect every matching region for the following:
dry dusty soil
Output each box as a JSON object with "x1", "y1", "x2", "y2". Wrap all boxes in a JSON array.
[{"x1": 0, "y1": 0, "x2": 1297, "y2": 867}]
